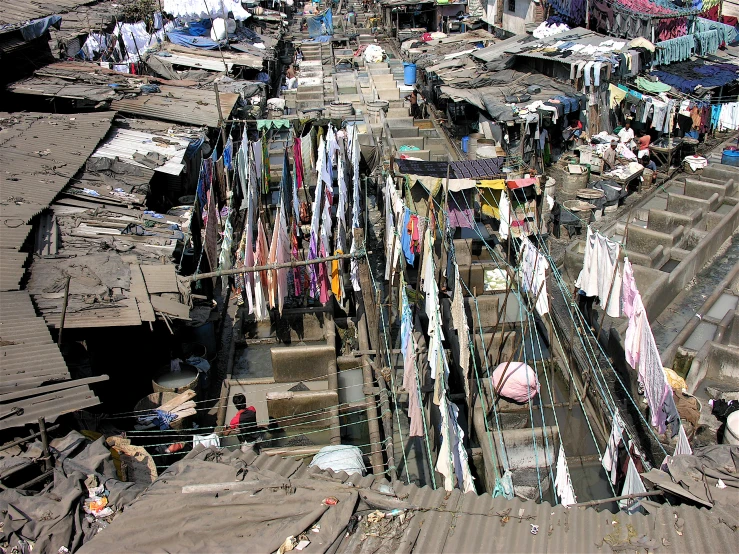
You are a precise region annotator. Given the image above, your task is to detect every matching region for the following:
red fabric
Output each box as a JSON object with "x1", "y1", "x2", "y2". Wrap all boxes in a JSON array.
[
  {"x1": 722, "y1": 15, "x2": 738, "y2": 27},
  {"x1": 701, "y1": 5, "x2": 719, "y2": 21},
  {"x1": 228, "y1": 407, "x2": 256, "y2": 429},
  {"x1": 506, "y1": 178, "x2": 537, "y2": 190}
]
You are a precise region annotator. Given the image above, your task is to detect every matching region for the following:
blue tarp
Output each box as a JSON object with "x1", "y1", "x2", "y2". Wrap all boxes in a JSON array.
[
  {"x1": 307, "y1": 8, "x2": 333, "y2": 38},
  {"x1": 166, "y1": 30, "x2": 220, "y2": 49},
  {"x1": 19, "y1": 15, "x2": 62, "y2": 41}
]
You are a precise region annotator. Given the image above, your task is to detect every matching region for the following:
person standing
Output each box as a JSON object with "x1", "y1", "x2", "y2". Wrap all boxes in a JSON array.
[
  {"x1": 603, "y1": 139, "x2": 618, "y2": 171},
  {"x1": 406, "y1": 89, "x2": 421, "y2": 119}
]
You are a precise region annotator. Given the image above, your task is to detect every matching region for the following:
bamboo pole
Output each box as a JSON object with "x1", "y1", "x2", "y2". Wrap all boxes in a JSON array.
[{"x1": 188, "y1": 250, "x2": 363, "y2": 281}]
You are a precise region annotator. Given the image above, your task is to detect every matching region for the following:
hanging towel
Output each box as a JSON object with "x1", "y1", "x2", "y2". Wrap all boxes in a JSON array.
[
  {"x1": 602, "y1": 412, "x2": 625, "y2": 485},
  {"x1": 555, "y1": 446, "x2": 577, "y2": 507},
  {"x1": 673, "y1": 424, "x2": 692, "y2": 456},
  {"x1": 619, "y1": 458, "x2": 647, "y2": 514}
]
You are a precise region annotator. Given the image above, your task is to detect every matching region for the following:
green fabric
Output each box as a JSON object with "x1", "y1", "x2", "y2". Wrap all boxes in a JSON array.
[
  {"x1": 256, "y1": 119, "x2": 291, "y2": 131},
  {"x1": 635, "y1": 77, "x2": 671, "y2": 94}
]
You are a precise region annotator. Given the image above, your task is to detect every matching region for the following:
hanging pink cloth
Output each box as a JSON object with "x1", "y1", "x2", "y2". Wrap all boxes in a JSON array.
[
  {"x1": 293, "y1": 137, "x2": 304, "y2": 189},
  {"x1": 318, "y1": 244, "x2": 331, "y2": 304},
  {"x1": 256, "y1": 218, "x2": 269, "y2": 291}
]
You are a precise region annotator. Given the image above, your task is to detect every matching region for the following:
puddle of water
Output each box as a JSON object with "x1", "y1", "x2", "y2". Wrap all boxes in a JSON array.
[
  {"x1": 705, "y1": 292, "x2": 738, "y2": 320},
  {"x1": 641, "y1": 196, "x2": 668, "y2": 211},
  {"x1": 660, "y1": 259, "x2": 680, "y2": 273},
  {"x1": 632, "y1": 219, "x2": 648, "y2": 228},
  {"x1": 233, "y1": 344, "x2": 274, "y2": 379},
  {"x1": 683, "y1": 321, "x2": 717, "y2": 350},
  {"x1": 715, "y1": 203, "x2": 733, "y2": 215}
]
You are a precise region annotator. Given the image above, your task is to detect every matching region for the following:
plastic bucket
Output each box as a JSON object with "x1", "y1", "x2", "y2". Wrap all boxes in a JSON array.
[
  {"x1": 403, "y1": 62, "x2": 417, "y2": 85},
  {"x1": 721, "y1": 149, "x2": 739, "y2": 167},
  {"x1": 461, "y1": 136, "x2": 470, "y2": 153}
]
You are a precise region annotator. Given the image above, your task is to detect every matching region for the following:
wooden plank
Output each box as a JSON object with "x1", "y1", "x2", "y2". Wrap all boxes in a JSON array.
[
  {"x1": 150, "y1": 295, "x2": 190, "y2": 320},
  {"x1": 141, "y1": 264, "x2": 178, "y2": 294},
  {"x1": 129, "y1": 263, "x2": 156, "y2": 322}
]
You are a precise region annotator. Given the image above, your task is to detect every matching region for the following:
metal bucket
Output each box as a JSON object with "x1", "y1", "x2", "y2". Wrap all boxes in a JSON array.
[
  {"x1": 152, "y1": 365, "x2": 199, "y2": 395},
  {"x1": 366, "y1": 100, "x2": 388, "y2": 124},
  {"x1": 329, "y1": 102, "x2": 354, "y2": 118}
]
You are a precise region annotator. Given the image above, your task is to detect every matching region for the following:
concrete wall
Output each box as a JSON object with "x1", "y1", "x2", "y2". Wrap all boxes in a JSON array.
[
  {"x1": 485, "y1": 0, "x2": 537, "y2": 34},
  {"x1": 686, "y1": 341, "x2": 739, "y2": 394}
]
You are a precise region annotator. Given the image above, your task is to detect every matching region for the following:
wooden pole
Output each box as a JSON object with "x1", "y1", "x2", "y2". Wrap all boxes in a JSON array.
[
  {"x1": 58, "y1": 276, "x2": 71, "y2": 345},
  {"x1": 38, "y1": 418, "x2": 52, "y2": 472},
  {"x1": 188, "y1": 250, "x2": 362, "y2": 281},
  {"x1": 354, "y1": 228, "x2": 395, "y2": 479}
]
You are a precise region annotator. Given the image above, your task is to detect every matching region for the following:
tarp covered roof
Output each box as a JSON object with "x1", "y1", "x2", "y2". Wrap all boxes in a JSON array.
[{"x1": 77, "y1": 445, "x2": 739, "y2": 554}]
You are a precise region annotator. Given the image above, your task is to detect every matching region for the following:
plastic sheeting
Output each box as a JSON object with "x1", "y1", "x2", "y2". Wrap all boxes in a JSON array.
[
  {"x1": 309, "y1": 445, "x2": 366, "y2": 475},
  {"x1": 307, "y1": 8, "x2": 333, "y2": 38},
  {"x1": 18, "y1": 15, "x2": 62, "y2": 41}
]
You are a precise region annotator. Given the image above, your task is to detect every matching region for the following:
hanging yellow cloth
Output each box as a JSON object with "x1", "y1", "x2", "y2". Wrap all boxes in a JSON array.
[
  {"x1": 478, "y1": 180, "x2": 505, "y2": 218},
  {"x1": 331, "y1": 249, "x2": 343, "y2": 300}
]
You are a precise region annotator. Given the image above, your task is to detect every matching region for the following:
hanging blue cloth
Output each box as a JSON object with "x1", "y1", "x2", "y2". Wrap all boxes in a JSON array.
[
  {"x1": 307, "y1": 9, "x2": 334, "y2": 38},
  {"x1": 224, "y1": 137, "x2": 233, "y2": 170},
  {"x1": 400, "y1": 208, "x2": 415, "y2": 265}
]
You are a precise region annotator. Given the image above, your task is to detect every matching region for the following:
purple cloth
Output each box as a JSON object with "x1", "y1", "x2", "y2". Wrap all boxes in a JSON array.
[{"x1": 448, "y1": 191, "x2": 474, "y2": 229}]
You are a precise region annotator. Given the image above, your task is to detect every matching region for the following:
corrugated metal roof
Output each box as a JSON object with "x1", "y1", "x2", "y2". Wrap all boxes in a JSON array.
[
  {"x1": 0, "y1": 111, "x2": 115, "y2": 290},
  {"x1": 91, "y1": 127, "x2": 191, "y2": 176},
  {"x1": 111, "y1": 86, "x2": 240, "y2": 128},
  {"x1": 79, "y1": 448, "x2": 739, "y2": 553},
  {"x1": 0, "y1": 0, "x2": 98, "y2": 29},
  {"x1": 0, "y1": 291, "x2": 104, "y2": 428}
]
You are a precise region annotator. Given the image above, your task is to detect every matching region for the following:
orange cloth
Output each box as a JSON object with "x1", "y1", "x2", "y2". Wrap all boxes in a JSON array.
[{"x1": 331, "y1": 249, "x2": 343, "y2": 300}]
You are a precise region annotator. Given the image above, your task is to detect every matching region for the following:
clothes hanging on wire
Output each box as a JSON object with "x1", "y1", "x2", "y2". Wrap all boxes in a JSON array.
[
  {"x1": 448, "y1": 190, "x2": 474, "y2": 228},
  {"x1": 623, "y1": 258, "x2": 680, "y2": 437},
  {"x1": 602, "y1": 411, "x2": 625, "y2": 485},
  {"x1": 619, "y1": 458, "x2": 647, "y2": 514},
  {"x1": 519, "y1": 236, "x2": 550, "y2": 316},
  {"x1": 436, "y1": 393, "x2": 476, "y2": 493},
  {"x1": 674, "y1": 424, "x2": 692, "y2": 456},
  {"x1": 401, "y1": 287, "x2": 424, "y2": 437},
  {"x1": 254, "y1": 219, "x2": 270, "y2": 320},
  {"x1": 575, "y1": 227, "x2": 622, "y2": 318},
  {"x1": 555, "y1": 445, "x2": 577, "y2": 506}
]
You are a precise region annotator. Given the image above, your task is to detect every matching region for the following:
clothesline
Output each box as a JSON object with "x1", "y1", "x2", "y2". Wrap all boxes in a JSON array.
[{"x1": 188, "y1": 249, "x2": 365, "y2": 281}]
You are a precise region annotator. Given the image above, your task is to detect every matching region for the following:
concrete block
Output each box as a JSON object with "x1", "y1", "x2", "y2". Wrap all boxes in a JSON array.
[
  {"x1": 386, "y1": 107, "x2": 409, "y2": 118},
  {"x1": 667, "y1": 192, "x2": 712, "y2": 216},
  {"x1": 271, "y1": 344, "x2": 335, "y2": 383},
  {"x1": 385, "y1": 117, "x2": 414, "y2": 127},
  {"x1": 392, "y1": 137, "x2": 424, "y2": 149},
  {"x1": 376, "y1": 87, "x2": 400, "y2": 100},
  {"x1": 266, "y1": 390, "x2": 339, "y2": 430},
  {"x1": 387, "y1": 126, "x2": 418, "y2": 138}
]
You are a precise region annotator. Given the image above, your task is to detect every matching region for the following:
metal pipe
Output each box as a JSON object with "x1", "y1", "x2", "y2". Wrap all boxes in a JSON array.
[
  {"x1": 0, "y1": 425, "x2": 60, "y2": 452},
  {"x1": 58, "y1": 276, "x2": 71, "y2": 345}
]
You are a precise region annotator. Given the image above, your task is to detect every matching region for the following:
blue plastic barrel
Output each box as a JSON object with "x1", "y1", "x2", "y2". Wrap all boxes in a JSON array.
[
  {"x1": 722, "y1": 149, "x2": 739, "y2": 167},
  {"x1": 403, "y1": 62, "x2": 417, "y2": 85},
  {"x1": 461, "y1": 136, "x2": 469, "y2": 153}
]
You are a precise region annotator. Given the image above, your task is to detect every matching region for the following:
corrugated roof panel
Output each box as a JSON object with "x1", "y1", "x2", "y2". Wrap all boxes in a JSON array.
[
  {"x1": 0, "y1": 0, "x2": 98, "y2": 29},
  {"x1": 91, "y1": 127, "x2": 190, "y2": 176},
  {"x1": 111, "y1": 87, "x2": 240, "y2": 128},
  {"x1": 0, "y1": 291, "x2": 104, "y2": 426}
]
